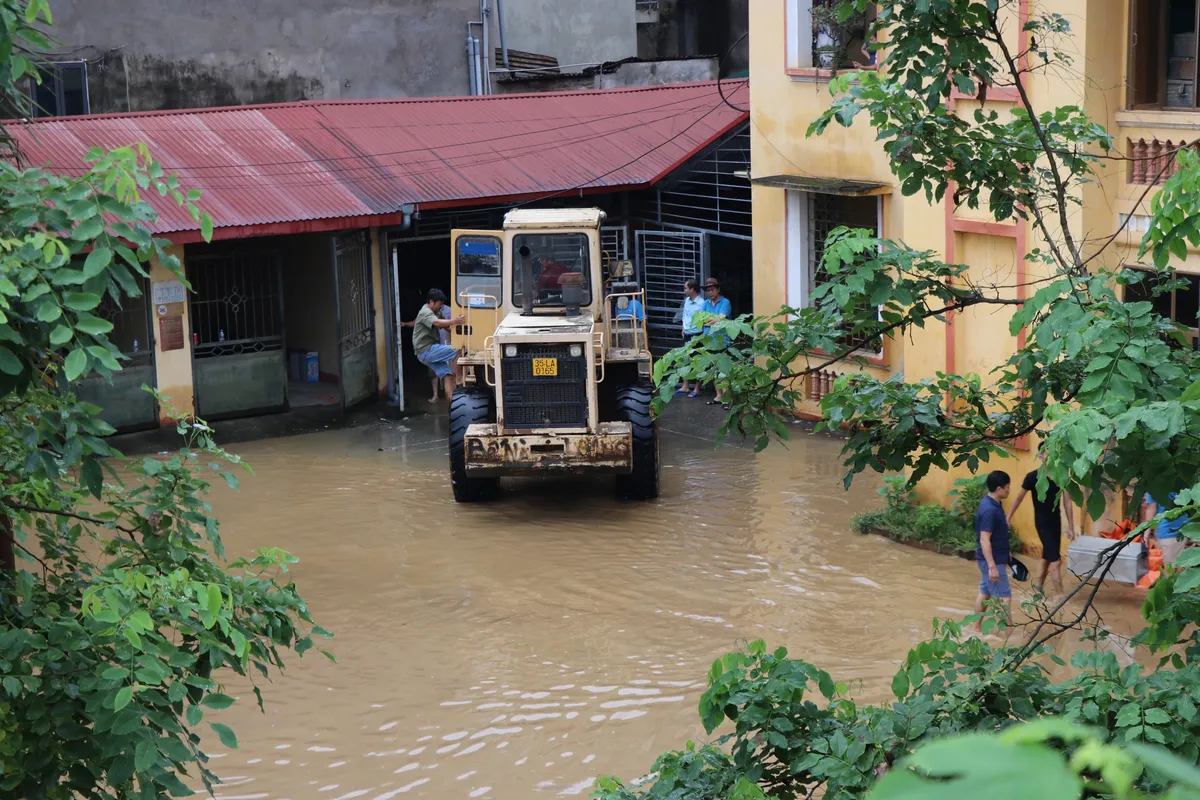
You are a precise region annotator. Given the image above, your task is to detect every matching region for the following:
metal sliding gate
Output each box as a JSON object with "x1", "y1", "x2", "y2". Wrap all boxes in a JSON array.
[
  {"x1": 635, "y1": 229, "x2": 704, "y2": 355},
  {"x1": 601, "y1": 224, "x2": 629, "y2": 266},
  {"x1": 333, "y1": 231, "x2": 376, "y2": 409},
  {"x1": 188, "y1": 250, "x2": 287, "y2": 419},
  {"x1": 74, "y1": 281, "x2": 158, "y2": 432}
]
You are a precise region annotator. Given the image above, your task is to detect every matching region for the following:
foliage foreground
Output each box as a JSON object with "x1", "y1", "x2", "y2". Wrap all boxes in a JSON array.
[
  {"x1": 0, "y1": 1, "x2": 329, "y2": 797},
  {"x1": 618, "y1": 0, "x2": 1200, "y2": 798}
]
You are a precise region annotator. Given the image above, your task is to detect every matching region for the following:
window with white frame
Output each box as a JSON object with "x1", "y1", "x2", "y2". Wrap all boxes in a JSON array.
[
  {"x1": 785, "y1": 0, "x2": 877, "y2": 71},
  {"x1": 786, "y1": 190, "x2": 882, "y2": 353}
]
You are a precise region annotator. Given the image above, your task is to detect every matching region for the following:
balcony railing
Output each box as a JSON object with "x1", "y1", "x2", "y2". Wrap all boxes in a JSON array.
[{"x1": 1128, "y1": 137, "x2": 1199, "y2": 185}]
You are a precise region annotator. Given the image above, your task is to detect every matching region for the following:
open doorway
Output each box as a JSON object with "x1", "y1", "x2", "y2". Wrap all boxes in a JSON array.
[
  {"x1": 706, "y1": 233, "x2": 753, "y2": 323},
  {"x1": 391, "y1": 236, "x2": 452, "y2": 407}
]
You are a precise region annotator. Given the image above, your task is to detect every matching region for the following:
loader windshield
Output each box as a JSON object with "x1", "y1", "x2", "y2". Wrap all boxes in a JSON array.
[{"x1": 512, "y1": 233, "x2": 592, "y2": 309}]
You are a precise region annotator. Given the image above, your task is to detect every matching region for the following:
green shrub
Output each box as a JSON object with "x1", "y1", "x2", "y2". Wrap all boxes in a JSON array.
[
  {"x1": 853, "y1": 474, "x2": 1022, "y2": 556},
  {"x1": 949, "y1": 474, "x2": 988, "y2": 518},
  {"x1": 878, "y1": 473, "x2": 917, "y2": 511}
]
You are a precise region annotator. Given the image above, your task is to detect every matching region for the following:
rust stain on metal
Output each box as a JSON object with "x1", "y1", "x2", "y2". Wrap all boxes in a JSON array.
[{"x1": 464, "y1": 423, "x2": 632, "y2": 473}]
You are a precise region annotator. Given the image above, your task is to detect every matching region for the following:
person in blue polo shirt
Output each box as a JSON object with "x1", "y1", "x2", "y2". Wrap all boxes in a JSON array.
[
  {"x1": 701, "y1": 277, "x2": 733, "y2": 409},
  {"x1": 1143, "y1": 490, "x2": 1190, "y2": 566},
  {"x1": 975, "y1": 470, "x2": 1013, "y2": 624}
]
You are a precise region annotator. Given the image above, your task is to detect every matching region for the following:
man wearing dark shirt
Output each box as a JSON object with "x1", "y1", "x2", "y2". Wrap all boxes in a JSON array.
[
  {"x1": 975, "y1": 470, "x2": 1013, "y2": 622},
  {"x1": 1008, "y1": 451, "x2": 1076, "y2": 596}
]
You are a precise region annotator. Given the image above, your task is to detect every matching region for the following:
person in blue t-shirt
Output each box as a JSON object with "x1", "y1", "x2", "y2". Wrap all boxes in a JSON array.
[
  {"x1": 701, "y1": 277, "x2": 733, "y2": 408},
  {"x1": 613, "y1": 296, "x2": 644, "y2": 321},
  {"x1": 1143, "y1": 490, "x2": 1190, "y2": 565},
  {"x1": 975, "y1": 470, "x2": 1013, "y2": 622}
]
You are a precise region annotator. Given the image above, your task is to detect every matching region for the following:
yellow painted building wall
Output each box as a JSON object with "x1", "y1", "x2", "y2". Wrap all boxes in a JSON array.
[
  {"x1": 151, "y1": 246, "x2": 194, "y2": 422},
  {"x1": 370, "y1": 227, "x2": 390, "y2": 397},
  {"x1": 748, "y1": 0, "x2": 1172, "y2": 550}
]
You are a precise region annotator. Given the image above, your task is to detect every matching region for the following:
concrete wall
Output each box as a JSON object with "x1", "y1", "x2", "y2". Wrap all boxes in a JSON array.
[
  {"x1": 42, "y1": 0, "x2": 638, "y2": 113},
  {"x1": 492, "y1": 56, "x2": 719, "y2": 94},
  {"x1": 639, "y1": 0, "x2": 748, "y2": 75},
  {"x1": 496, "y1": 0, "x2": 636, "y2": 69},
  {"x1": 749, "y1": 0, "x2": 1139, "y2": 550},
  {"x1": 280, "y1": 233, "x2": 340, "y2": 381},
  {"x1": 595, "y1": 57, "x2": 718, "y2": 88}
]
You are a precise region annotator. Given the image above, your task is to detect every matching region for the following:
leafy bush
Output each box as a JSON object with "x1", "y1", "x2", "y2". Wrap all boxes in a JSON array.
[
  {"x1": 948, "y1": 475, "x2": 988, "y2": 519},
  {"x1": 0, "y1": 1, "x2": 329, "y2": 795},
  {"x1": 878, "y1": 474, "x2": 916, "y2": 511},
  {"x1": 594, "y1": 602, "x2": 1200, "y2": 800},
  {"x1": 852, "y1": 476, "x2": 1020, "y2": 557}
]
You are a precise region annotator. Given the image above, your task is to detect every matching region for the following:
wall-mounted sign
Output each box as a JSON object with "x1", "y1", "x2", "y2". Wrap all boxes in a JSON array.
[
  {"x1": 159, "y1": 315, "x2": 185, "y2": 352},
  {"x1": 152, "y1": 279, "x2": 186, "y2": 306},
  {"x1": 157, "y1": 304, "x2": 168, "y2": 317}
]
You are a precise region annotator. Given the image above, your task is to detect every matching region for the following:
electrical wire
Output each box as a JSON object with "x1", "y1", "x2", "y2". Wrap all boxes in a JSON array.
[
  {"x1": 40, "y1": 94, "x2": 743, "y2": 195},
  {"x1": 717, "y1": 32, "x2": 750, "y2": 114},
  {"x1": 510, "y1": 80, "x2": 748, "y2": 210},
  {"x1": 21, "y1": 88, "x2": 721, "y2": 178}
]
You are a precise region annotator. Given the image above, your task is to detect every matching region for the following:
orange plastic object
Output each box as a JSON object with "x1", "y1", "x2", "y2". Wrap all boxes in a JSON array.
[
  {"x1": 1149, "y1": 548, "x2": 1164, "y2": 571},
  {"x1": 1138, "y1": 570, "x2": 1160, "y2": 589}
]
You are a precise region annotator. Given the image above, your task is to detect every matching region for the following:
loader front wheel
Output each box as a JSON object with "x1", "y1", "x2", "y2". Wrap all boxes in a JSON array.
[
  {"x1": 614, "y1": 382, "x2": 660, "y2": 501},
  {"x1": 449, "y1": 387, "x2": 498, "y2": 503}
]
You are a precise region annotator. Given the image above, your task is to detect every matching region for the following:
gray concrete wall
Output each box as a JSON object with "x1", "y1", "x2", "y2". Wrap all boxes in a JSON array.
[
  {"x1": 595, "y1": 57, "x2": 718, "y2": 88},
  {"x1": 40, "y1": 0, "x2": 638, "y2": 114},
  {"x1": 637, "y1": 0, "x2": 747, "y2": 75},
  {"x1": 45, "y1": 0, "x2": 482, "y2": 112},
  {"x1": 494, "y1": 0, "x2": 636, "y2": 69}
]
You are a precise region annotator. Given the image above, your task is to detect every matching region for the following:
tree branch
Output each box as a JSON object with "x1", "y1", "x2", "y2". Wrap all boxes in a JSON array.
[
  {"x1": 4, "y1": 502, "x2": 140, "y2": 536},
  {"x1": 987, "y1": 8, "x2": 1084, "y2": 270}
]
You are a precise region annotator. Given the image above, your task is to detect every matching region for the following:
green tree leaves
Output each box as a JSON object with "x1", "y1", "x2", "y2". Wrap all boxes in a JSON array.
[
  {"x1": 0, "y1": 2, "x2": 324, "y2": 797},
  {"x1": 209, "y1": 723, "x2": 239, "y2": 750}
]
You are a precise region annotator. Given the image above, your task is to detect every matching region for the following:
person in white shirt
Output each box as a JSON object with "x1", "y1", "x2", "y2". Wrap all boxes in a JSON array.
[{"x1": 677, "y1": 279, "x2": 706, "y2": 398}]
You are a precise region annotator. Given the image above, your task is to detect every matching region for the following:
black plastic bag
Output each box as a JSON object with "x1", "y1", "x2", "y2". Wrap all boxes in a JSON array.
[{"x1": 1010, "y1": 557, "x2": 1030, "y2": 582}]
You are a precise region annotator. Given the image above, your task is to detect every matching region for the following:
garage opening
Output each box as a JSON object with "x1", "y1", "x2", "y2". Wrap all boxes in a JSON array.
[
  {"x1": 391, "y1": 236, "x2": 452, "y2": 407},
  {"x1": 278, "y1": 231, "x2": 377, "y2": 411}
]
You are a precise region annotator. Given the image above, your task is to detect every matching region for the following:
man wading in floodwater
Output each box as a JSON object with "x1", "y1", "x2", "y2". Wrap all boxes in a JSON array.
[
  {"x1": 1007, "y1": 448, "x2": 1076, "y2": 597},
  {"x1": 974, "y1": 470, "x2": 1013, "y2": 628},
  {"x1": 405, "y1": 289, "x2": 464, "y2": 408}
]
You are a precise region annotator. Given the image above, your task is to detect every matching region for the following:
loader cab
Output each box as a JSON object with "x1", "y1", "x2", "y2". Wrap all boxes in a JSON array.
[{"x1": 451, "y1": 209, "x2": 607, "y2": 354}]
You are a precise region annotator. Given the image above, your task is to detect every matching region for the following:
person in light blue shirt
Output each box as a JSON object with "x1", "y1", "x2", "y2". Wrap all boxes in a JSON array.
[
  {"x1": 701, "y1": 277, "x2": 733, "y2": 407},
  {"x1": 1143, "y1": 491, "x2": 1190, "y2": 565},
  {"x1": 678, "y1": 279, "x2": 706, "y2": 397}
]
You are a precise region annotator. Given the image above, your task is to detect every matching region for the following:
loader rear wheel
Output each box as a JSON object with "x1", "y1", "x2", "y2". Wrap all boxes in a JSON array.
[
  {"x1": 614, "y1": 382, "x2": 660, "y2": 500},
  {"x1": 449, "y1": 387, "x2": 498, "y2": 503}
]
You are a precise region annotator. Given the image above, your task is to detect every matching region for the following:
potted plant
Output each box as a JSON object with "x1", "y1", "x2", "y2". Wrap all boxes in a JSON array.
[{"x1": 810, "y1": 1, "x2": 869, "y2": 70}]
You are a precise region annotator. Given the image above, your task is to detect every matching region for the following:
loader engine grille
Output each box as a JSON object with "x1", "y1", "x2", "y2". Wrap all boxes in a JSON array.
[{"x1": 500, "y1": 343, "x2": 588, "y2": 428}]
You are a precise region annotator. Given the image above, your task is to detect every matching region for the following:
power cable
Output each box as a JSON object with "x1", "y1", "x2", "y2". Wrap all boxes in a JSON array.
[
  {"x1": 717, "y1": 32, "x2": 750, "y2": 114},
  {"x1": 509, "y1": 80, "x2": 748, "y2": 210},
  {"x1": 40, "y1": 87, "x2": 748, "y2": 197},
  {"x1": 22, "y1": 89, "x2": 719, "y2": 178}
]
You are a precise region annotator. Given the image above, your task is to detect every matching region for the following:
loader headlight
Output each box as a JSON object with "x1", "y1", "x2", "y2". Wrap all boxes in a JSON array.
[
  {"x1": 569, "y1": 344, "x2": 583, "y2": 358},
  {"x1": 504, "y1": 345, "x2": 518, "y2": 358}
]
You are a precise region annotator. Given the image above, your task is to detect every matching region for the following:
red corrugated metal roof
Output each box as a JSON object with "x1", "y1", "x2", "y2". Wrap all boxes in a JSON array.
[{"x1": 8, "y1": 81, "x2": 748, "y2": 241}]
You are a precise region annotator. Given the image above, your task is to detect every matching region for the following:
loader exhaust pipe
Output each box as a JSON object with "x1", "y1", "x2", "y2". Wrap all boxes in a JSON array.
[{"x1": 519, "y1": 244, "x2": 534, "y2": 316}]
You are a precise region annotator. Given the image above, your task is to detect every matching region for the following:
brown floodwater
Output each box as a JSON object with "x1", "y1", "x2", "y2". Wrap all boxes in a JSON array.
[{"x1": 195, "y1": 410, "x2": 1146, "y2": 800}]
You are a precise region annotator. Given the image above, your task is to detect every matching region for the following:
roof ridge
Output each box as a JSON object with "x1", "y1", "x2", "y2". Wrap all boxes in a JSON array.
[{"x1": 8, "y1": 80, "x2": 743, "y2": 125}]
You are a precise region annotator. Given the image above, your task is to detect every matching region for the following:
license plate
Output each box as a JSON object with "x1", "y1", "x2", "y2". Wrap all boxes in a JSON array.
[{"x1": 532, "y1": 357, "x2": 558, "y2": 377}]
